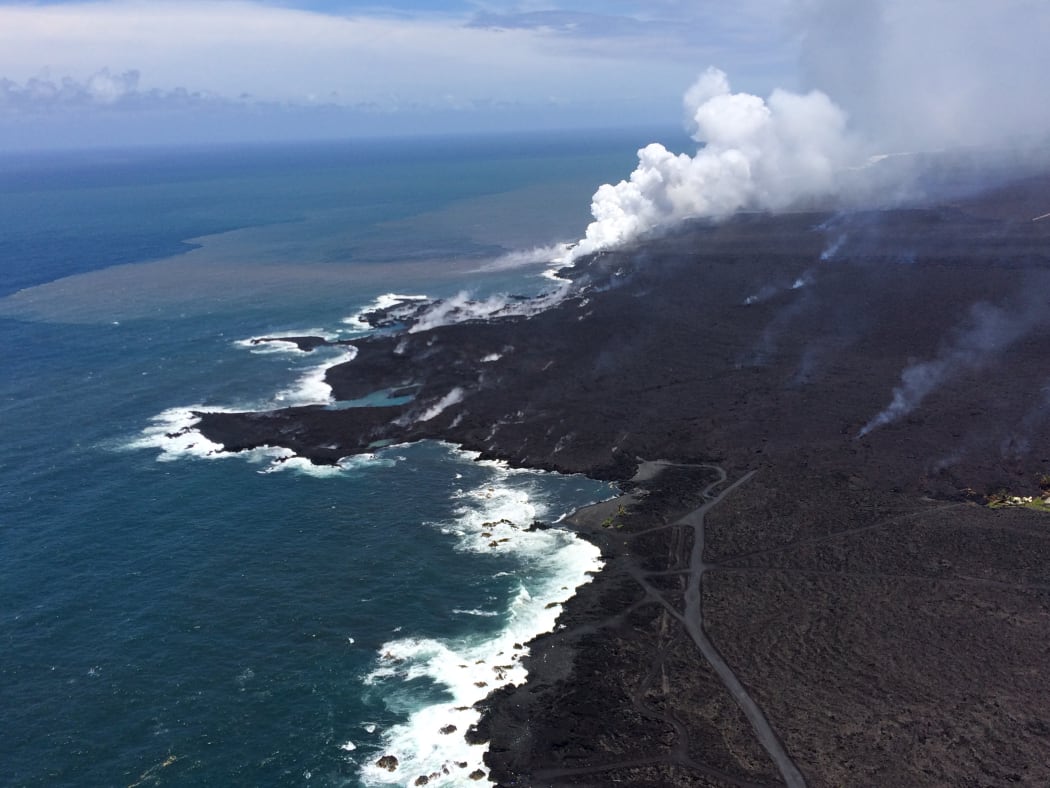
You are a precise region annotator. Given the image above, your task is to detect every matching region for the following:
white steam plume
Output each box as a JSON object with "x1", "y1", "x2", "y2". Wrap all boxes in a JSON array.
[
  {"x1": 569, "y1": 67, "x2": 860, "y2": 261},
  {"x1": 407, "y1": 286, "x2": 569, "y2": 334},
  {"x1": 859, "y1": 296, "x2": 1050, "y2": 437},
  {"x1": 797, "y1": 0, "x2": 1050, "y2": 152},
  {"x1": 417, "y1": 388, "x2": 465, "y2": 422}
]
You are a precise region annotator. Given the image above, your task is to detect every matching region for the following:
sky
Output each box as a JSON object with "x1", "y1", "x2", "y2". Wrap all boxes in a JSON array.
[
  {"x1": 0, "y1": 0, "x2": 797, "y2": 150},
  {"x1": 0, "y1": 1, "x2": 1047, "y2": 151}
]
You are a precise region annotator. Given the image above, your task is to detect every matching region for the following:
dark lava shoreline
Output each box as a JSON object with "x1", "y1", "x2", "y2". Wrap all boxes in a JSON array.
[{"x1": 194, "y1": 173, "x2": 1050, "y2": 786}]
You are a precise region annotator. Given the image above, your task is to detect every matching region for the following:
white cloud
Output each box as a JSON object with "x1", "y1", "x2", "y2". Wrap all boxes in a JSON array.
[
  {"x1": 0, "y1": 1, "x2": 699, "y2": 111},
  {"x1": 0, "y1": 68, "x2": 228, "y2": 113},
  {"x1": 0, "y1": 1, "x2": 806, "y2": 147},
  {"x1": 466, "y1": 1, "x2": 794, "y2": 82}
]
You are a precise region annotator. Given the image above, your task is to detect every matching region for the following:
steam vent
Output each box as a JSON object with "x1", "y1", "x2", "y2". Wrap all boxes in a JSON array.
[{"x1": 196, "y1": 170, "x2": 1050, "y2": 786}]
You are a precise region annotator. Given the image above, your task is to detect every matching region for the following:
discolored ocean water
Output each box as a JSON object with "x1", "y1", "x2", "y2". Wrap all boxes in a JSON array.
[{"x1": 0, "y1": 131, "x2": 666, "y2": 786}]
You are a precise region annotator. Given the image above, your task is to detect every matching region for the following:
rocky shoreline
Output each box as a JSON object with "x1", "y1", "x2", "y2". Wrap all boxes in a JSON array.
[{"x1": 192, "y1": 173, "x2": 1050, "y2": 785}]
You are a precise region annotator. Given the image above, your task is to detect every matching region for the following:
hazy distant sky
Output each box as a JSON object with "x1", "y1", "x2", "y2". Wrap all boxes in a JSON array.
[
  {"x1": 0, "y1": 1, "x2": 1046, "y2": 151},
  {"x1": 0, "y1": 0, "x2": 796, "y2": 149}
]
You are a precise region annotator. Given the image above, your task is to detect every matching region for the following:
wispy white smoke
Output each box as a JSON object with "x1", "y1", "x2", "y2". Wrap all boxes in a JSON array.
[
  {"x1": 478, "y1": 243, "x2": 573, "y2": 272},
  {"x1": 566, "y1": 2, "x2": 1050, "y2": 262},
  {"x1": 859, "y1": 297, "x2": 1049, "y2": 437},
  {"x1": 1001, "y1": 381, "x2": 1050, "y2": 459},
  {"x1": 408, "y1": 292, "x2": 515, "y2": 334},
  {"x1": 569, "y1": 67, "x2": 860, "y2": 260},
  {"x1": 408, "y1": 286, "x2": 570, "y2": 334},
  {"x1": 417, "y1": 388, "x2": 465, "y2": 422},
  {"x1": 820, "y1": 233, "x2": 847, "y2": 262},
  {"x1": 797, "y1": 0, "x2": 1050, "y2": 152}
]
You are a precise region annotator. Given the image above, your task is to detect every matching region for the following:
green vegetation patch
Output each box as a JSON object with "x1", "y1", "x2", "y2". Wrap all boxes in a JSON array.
[{"x1": 987, "y1": 492, "x2": 1050, "y2": 513}]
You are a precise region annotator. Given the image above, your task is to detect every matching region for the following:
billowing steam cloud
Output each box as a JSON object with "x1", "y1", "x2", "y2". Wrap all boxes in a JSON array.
[
  {"x1": 859, "y1": 293, "x2": 1050, "y2": 437},
  {"x1": 568, "y1": 68, "x2": 861, "y2": 260},
  {"x1": 564, "y1": 0, "x2": 1050, "y2": 263}
]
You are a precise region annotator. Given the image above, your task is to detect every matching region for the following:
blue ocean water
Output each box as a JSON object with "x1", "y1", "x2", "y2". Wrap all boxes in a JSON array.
[{"x1": 0, "y1": 131, "x2": 655, "y2": 786}]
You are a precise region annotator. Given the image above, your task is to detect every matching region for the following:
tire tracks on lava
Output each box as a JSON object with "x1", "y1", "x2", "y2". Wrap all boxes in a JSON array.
[{"x1": 630, "y1": 464, "x2": 809, "y2": 788}]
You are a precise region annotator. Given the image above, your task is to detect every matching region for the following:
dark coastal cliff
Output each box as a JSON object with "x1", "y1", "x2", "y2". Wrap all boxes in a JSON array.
[{"x1": 195, "y1": 174, "x2": 1050, "y2": 786}]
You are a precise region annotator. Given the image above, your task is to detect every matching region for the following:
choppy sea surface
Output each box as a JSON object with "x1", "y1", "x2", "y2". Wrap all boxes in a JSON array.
[{"x1": 0, "y1": 131, "x2": 663, "y2": 786}]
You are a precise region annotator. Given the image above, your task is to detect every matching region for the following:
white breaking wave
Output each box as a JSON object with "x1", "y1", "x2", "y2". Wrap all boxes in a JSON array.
[
  {"x1": 126, "y1": 405, "x2": 398, "y2": 476},
  {"x1": 127, "y1": 405, "x2": 234, "y2": 461},
  {"x1": 129, "y1": 269, "x2": 570, "y2": 474},
  {"x1": 234, "y1": 337, "x2": 307, "y2": 355},
  {"x1": 359, "y1": 459, "x2": 603, "y2": 788},
  {"x1": 128, "y1": 278, "x2": 567, "y2": 471},
  {"x1": 233, "y1": 327, "x2": 340, "y2": 355},
  {"x1": 273, "y1": 347, "x2": 357, "y2": 407},
  {"x1": 259, "y1": 452, "x2": 398, "y2": 477}
]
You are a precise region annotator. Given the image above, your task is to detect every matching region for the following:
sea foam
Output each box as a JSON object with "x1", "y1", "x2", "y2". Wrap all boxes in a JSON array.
[
  {"x1": 131, "y1": 303, "x2": 376, "y2": 471},
  {"x1": 127, "y1": 405, "x2": 232, "y2": 462},
  {"x1": 358, "y1": 453, "x2": 603, "y2": 787},
  {"x1": 127, "y1": 405, "x2": 398, "y2": 476},
  {"x1": 272, "y1": 347, "x2": 357, "y2": 407},
  {"x1": 233, "y1": 327, "x2": 340, "y2": 355},
  {"x1": 128, "y1": 343, "x2": 361, "y2": 473}
]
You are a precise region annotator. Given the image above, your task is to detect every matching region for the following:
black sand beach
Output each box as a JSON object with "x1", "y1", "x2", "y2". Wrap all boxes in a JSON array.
[{"x1": 193, "y1": 172, "x2": 1050, "y2": 786}]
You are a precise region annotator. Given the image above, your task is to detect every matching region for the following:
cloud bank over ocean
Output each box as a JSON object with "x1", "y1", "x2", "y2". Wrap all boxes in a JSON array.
[
  {"x1": 0, "y1": 0, "x2": 774, "y2": 147},
  {"x1": 0, "y1": 69, "x2": 224, "y2": 112}
]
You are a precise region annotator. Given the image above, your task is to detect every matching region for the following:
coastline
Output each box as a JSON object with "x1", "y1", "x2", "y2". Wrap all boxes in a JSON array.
[
  {"x1": 184, "y1": 173, "x2": 1050, "y2": 785},
  {"x1": 471, "y1": 461, "x2": 791, "y2": 787},
  {"x1": 356, "y1": 448, "x2": 609, "y2": 788}
]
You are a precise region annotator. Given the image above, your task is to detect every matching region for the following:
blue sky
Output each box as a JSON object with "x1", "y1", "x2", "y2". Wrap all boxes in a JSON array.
[
  {"x1": 0, "y1": 0, "x2": 796, "y2": 149},
  {"x1": 1, "y1": 1, "x2": 1046, "y2": 152}
]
